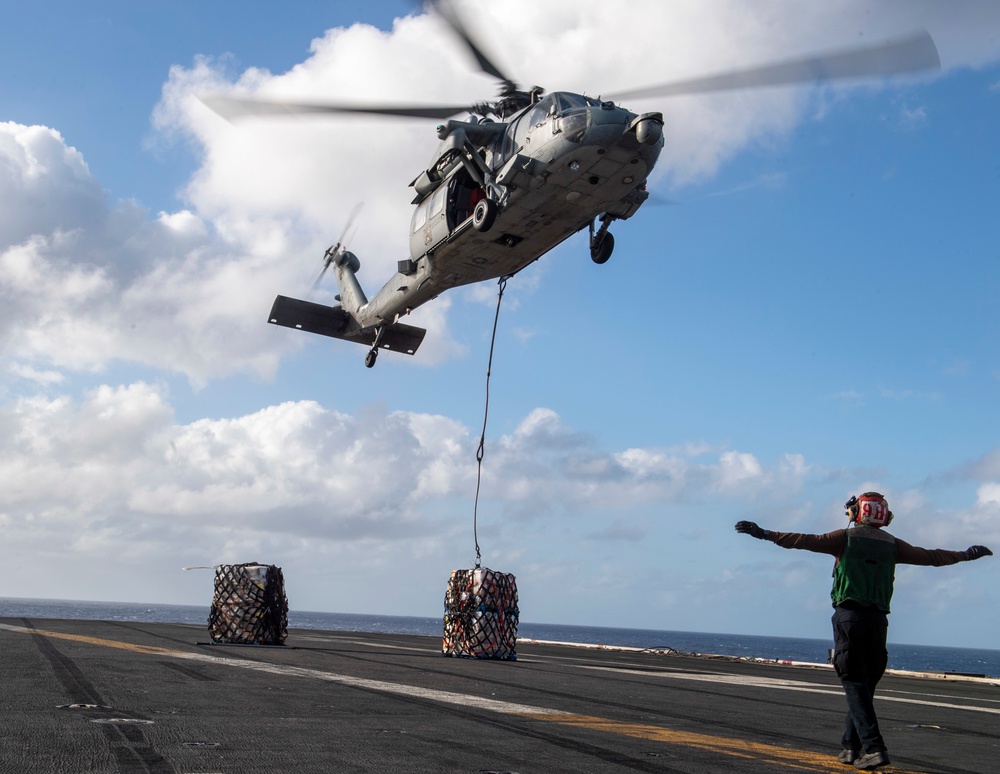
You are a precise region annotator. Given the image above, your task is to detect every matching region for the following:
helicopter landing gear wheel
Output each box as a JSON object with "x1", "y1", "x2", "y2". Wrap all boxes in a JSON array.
[
  {"x1": 365, "y1": 325, "x2": 385, "y2": 368},
  {"x1": 472, "y1": 198, "x2": 498, "y2": 233},
  {"x1": 591, "y1": 231, "x2": 614, "y2": 264}
]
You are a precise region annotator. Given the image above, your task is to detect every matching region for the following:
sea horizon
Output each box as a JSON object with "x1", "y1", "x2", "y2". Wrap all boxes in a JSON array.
[{"x1": 3, "y1": 595, "x2": 998, "y2": 678}]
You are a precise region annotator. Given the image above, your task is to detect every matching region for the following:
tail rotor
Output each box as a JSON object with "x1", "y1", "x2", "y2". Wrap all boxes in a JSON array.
[{"x1": 313, "y1": 202, "x2": 364, "y2": 291}]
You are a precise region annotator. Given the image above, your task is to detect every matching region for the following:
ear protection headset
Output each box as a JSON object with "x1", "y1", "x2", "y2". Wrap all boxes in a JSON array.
[{"x1": 845, "y1": 491, "x2": 893, "y2": 527}]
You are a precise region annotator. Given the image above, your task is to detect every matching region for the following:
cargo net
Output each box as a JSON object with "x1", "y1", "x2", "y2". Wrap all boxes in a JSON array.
[
  {"x1": 208, "y1": 563, "x2": 288, "y2": 645},
  {"x1": 442, "y1": 567, "x2": 518, "y2": 660}
]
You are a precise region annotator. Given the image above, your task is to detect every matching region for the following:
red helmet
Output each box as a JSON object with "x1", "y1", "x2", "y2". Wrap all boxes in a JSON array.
[{"x1": 845, "y1": 492, "x2": 893, "y2": 527}]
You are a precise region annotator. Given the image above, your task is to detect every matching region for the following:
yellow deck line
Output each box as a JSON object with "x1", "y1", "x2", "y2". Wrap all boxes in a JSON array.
[{"x1": 519, "y1": 713, "x2": 918, "y2": 773}]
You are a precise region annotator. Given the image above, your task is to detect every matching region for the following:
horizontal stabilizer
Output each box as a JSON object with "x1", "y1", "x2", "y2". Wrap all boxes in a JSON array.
[{"x1": 268, "y1": 295, "x2": 426, "y2": 355}]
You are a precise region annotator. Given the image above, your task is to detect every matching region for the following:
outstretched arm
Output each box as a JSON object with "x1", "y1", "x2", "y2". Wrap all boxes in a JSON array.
[
  {"x1": 735, "y1": 522, "x2": 846, "y2": 556},
  {"x1": 896, "y1": 540, "x2": 993, "y2": 566}
]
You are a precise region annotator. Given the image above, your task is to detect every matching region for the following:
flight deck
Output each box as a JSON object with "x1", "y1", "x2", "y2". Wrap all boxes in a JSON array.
[{"x1": 2, "y1": 618, "x2": 997, "y2": 773}]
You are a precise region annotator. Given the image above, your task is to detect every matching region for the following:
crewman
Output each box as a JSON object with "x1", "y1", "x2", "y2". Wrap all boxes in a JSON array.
[{"x1": 735, "y1": 492, "x2": 992, "y2": 770}]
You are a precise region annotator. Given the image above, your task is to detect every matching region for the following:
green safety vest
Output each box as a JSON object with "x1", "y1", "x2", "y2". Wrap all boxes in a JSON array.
[{"x1": 831, "y1": 526, "x2": 898, "y2": 612}]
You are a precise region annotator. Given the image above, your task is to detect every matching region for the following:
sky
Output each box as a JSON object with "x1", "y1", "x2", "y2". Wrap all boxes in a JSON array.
[{"x1": 1, "y1": 1, "x2": 999, "y2": 649}]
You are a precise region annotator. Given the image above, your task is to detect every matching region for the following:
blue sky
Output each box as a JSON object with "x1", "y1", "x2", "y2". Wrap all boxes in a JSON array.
[{"x1": 1, "y1": 1, "x2": 999, "y2": 649}]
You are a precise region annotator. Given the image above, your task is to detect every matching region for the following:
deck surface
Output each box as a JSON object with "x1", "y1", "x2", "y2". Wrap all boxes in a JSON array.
[{"x1": 2, "y1": 617, "x2": 997, "y2": 773}]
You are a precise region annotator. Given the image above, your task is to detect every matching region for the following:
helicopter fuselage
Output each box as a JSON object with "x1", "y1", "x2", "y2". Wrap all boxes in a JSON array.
[
  {"x1": 258, "y1": 8, "x2": 939, "y2": 366},
  {"x1": 350, "y1": 92, "x2": 664, "y2": 328}
]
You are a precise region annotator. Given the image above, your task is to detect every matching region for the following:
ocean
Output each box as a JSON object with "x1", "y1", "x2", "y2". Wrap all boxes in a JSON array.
[{"x1": 3, "y1": 596, "x2": 998, "y2": 678}]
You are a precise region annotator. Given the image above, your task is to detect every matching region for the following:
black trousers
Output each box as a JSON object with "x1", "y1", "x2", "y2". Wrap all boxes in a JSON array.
[{"x1": 831, "y1": 604, "x2": 889, "y2": 753}]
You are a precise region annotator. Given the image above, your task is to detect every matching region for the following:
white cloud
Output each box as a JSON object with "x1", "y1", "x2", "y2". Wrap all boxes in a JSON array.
[
  {"x1": 717, "y1": 450, "x2": 764, "y2": 487},
  {"x1": 0, "y1": 386, "x2": 816, "y2": 559},
  {"x1": 7, "y1": 363, "x2": 65, "y2": 386},
  {"x1": 0, "y1": 123, "x2": 105, "y2": 247},
  {"x1": 892, "y1": 481, "x2": 1000, "y2": 552},
  {"x1": 977, "y1": 483, "x2": 1000, "y2": 506},
  {"x1": 1, "y1": 378, "x2": 995, "y2": 628},
  {"x1": 0, "y1": 122, "x2": 312, "y2": 385}
]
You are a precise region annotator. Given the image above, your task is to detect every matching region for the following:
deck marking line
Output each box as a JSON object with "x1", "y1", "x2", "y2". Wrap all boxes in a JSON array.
[
  {"x1": 1, "y1": 623, "x2": 930, "y2": 772},
  {"x1": 574, "y1": 664, "x2": 1000, "y2": 715},
  {"x1": 518, "y1": 713, "x2": 929, "y2": 774}
]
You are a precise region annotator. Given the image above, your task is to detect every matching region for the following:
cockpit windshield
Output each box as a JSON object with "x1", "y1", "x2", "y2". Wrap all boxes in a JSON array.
[
  {"x1": 525, "y1": 92, "x2": 601, "y2": 128},
  {"x1": 554, "y1": 93, "x2": 601, "y2": 111},
  {"x1": 492, "y1": 92, "x2": 602, "y2": 168}
]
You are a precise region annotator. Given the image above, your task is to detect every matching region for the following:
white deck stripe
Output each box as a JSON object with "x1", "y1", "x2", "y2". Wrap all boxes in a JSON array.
[{"x1": 574, "y1": 664, "x2": 1000, "y2": 714}]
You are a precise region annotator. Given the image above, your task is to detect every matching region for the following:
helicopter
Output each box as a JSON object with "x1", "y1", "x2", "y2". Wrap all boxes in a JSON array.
[{"x1": 202, "y1": 1, "x2": 940, "y2": 368}]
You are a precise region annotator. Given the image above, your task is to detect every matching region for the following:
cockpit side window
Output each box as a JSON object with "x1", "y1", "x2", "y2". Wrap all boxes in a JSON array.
[
  {"x1": 411, "y1": 184, "x2": 448, "y2": 234},
  {"x1": 526, "y1": 94, "x2": 557, "y2": 129},
  {"x1": 488, "y1": 124, "x2": 515, "y2": 170}
]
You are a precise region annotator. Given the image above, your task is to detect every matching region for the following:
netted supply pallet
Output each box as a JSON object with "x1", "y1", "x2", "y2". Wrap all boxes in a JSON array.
[
  {"x1": 442, "y1": 567, "x2": 518, "y2": 659},
  {"x1": 209, "y1": 563, "x2": 288, "y2": 645}
]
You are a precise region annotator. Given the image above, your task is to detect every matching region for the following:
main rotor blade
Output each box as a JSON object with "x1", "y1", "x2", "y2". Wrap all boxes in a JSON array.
[
  {"x1": 200, "y1": 95, "x2": 472, "y2": 122},
  {"x1": 606, "y1": 30, "x2": 940, "y2": 102},
  {"x1": 428, "y1": 0, "x2": 517, "y2": 89}
]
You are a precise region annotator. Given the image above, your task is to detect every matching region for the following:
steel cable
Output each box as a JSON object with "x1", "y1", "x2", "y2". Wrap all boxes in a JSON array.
[{"x1": 472, "y1": 275, "x2": 509, "y2": 568}]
